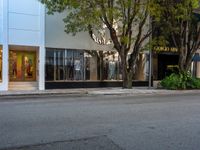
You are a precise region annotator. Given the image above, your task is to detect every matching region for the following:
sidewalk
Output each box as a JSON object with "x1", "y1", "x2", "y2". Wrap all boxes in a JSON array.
[{"x1": 0, "y1": 87, "x2": 199, "y2": 98}]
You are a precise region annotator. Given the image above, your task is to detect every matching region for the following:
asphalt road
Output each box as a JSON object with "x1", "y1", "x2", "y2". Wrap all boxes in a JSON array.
[{"x1": 0, "y1": 93, "x2": 200, "y2": 150}]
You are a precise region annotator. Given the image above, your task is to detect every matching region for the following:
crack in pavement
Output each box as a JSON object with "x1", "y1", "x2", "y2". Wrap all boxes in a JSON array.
[{"x1": 1, "y1": 135, "x2": 123, "y2": 150}]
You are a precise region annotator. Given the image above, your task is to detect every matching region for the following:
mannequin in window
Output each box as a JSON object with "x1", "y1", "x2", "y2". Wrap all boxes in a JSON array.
[
  {"x1": 67, "y1": 57, "x2": 74, "y2": 80},
  {"x1": 74, "y1": 58, "x2": 81, "y2": 80},
  {"x1": 12, "y1": 60, "x2": 17, "y2": 78},
  {"x1": 26, "y1": 59, "x2": 33, "y2": 77},
  {"x1": 109, "y1": 55, "x2": 116, "y2": 80}
]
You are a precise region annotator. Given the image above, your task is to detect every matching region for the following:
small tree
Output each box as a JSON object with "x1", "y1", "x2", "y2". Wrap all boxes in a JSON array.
[
  {"x1": 40, "y1": 0, "x2": 155, "y2": 88},
  {"x1": 155, "y1": 0, "x2": 200, "y2": 73}
]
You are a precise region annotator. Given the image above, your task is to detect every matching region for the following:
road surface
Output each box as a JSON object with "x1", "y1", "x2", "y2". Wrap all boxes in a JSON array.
[{"x1": 0, "y1": 93, "x2": 200, "y2": 150}]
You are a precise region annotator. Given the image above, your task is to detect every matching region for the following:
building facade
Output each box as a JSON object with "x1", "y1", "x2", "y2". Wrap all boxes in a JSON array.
[
  {"x1": 0, "y1": 0, "x2": 149, "y2": 91},
  {"x1": 0, "y1": 0, "x2": 45, "y2": 91},
  {"x1": 4, "y1": 1, "x2": 200, "y2": 91}
]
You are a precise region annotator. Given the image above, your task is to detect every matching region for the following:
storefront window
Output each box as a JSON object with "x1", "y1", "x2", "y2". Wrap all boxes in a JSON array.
[
  {"x1": 72, "y1": 50, "x2": 84, "y2": 80},
  {"x1": 103, "y1": 53, "x2": 121, "y2": 80},
  {"x1": 9, "y1": 51, "x2": 36, "y2": 81},
  {"x1": 46, "y1": 49, "x2": 123, "y2": 82},
  {"x1": 45, "y1": 50, "x2": 54, "y2": 81},
  {"x1": 133, "y1": 53, "x2": 149, "y2": 81},
  {"x1": 55, "y1": 50, "x2": 65, "y2": 80},
  {"x1": 0, "y1": 49, "x2": 2, "y2": 82},
  {"x1": 46, "y1": 49, "x2": 84, "y2": 81},
  {"x1": 84, "y1": 52, "x2": 98, "y2": 80},
  {"x1": 45, "y1": 49, "x2": 147, "y2": 82}
]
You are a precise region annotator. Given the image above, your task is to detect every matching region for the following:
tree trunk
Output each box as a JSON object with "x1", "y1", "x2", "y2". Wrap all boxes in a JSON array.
[
  {"x1": 178, "y1": 51, "x2": 192, "y2": 73},
  {"x1": 178, "y1": 47, "x2": 187, "y2": 73},
  {"x1": 178, "y1": 21, "x2": 191, "y2": 74},
  {"x1": 123, "y1": 70, "x2": 133, "y2": 89},
  {"x1": 121, "y1": 51, "x2": 133, "y2": 89}
]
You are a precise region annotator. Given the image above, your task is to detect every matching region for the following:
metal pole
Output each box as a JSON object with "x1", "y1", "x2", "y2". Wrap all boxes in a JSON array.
[
  {"x1": 148, "y1": 49, "x2": 152, "y2": 88},
  {"x1": 148, "y1": 11, "x2": 153, "y2": 89}
]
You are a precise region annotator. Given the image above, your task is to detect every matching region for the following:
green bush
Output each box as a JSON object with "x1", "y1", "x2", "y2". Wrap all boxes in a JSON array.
[{"x1": 161, "y1": 72, "x2": 200, "y2": 90}]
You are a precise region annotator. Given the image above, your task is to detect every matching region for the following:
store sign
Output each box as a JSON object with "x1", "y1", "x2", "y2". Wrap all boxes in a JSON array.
[{"x1": 154, "y1": 46, "x2": 178, "y2": 53}]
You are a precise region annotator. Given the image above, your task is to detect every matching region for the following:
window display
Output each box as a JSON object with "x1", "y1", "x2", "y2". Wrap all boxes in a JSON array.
[
  {"x1": 103, "y1": 53, "x2": 121, "y2": 80},
  {"x1": 66, "y1": 57, "x2": 74, "y2": 80},
  {"x1": 108, "y1": 56, "x2": 116, "y2": 80},
  {"x1": 46, "y1": 49, "x2": 149, "y2": 82},
  {"x1": 84, "y1": 52, "x2": 98, "y2": 80},
  {"x1": 9, "y1": 51, "x2": 36, "y2": 81},
  {"x1": 24, "y1": 54, "x2": 35, "y2": 80},
  {"x1": 46, "y1": 49, "x2": 84, "y2": 81}
]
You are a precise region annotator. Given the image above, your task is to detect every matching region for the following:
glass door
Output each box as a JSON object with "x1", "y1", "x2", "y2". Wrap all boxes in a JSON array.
[
  {"x1": 24, "y1": 52, "x2": 36, "y2": 81},
  {"x1": 9, "y1": 51, "x2": 36, "y2": 81}
]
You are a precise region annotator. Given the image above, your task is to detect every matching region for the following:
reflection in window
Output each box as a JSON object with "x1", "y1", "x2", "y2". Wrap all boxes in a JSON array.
[
  {"x1": 103, "y1": 53, "x2": 121, "y2": 80},
  {"x1": 0, "y1": 49, "x2": 2, "y2": 82},
  {"x1": 45, "y1": 49, "x2": 84, "y2": 81},
  {"x1": 46, "y1": 49, "x2": 122, "y2": 81},
  {"x1": 45, "y1": 49, "x2": 148, "y2": 82},
  {"x1": 84, "y1": 52, "x2": 98, "y2": 80},
  {"x1": 45, "y1": 50, "x2": 54, "y2": 81}
]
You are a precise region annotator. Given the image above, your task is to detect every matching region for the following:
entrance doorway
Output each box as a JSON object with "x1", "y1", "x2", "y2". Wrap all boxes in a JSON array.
[
  {"x1": 157, "y1": 54, "x2": 179, "y2": 80},
  {"x1": 9, "y1": 51, "x2": 36, "y2": 81}
]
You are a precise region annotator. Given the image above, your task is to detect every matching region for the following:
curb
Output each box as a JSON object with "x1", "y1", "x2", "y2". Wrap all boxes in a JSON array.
[
  {"x1": 0, "y1": 90, "x2": 88, "y2": 98},
  {"x1": 0, "y1": 89, "x2": 199, "y2": 99}
]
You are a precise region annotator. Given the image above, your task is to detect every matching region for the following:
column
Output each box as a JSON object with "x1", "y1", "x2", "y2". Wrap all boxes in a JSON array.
[
  {"x1": 38, "y1": 3, "x2": 45, "y2": 90},
  {"x1": 0, "y1": 0, "x2": 8, "y2": 91}
]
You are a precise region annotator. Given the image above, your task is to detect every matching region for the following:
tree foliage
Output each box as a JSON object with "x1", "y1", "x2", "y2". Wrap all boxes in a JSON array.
[
  {"x1": 40, "y1": 0, "x2": 156, "y2": 88},
  {"x1": 154, "y1": 0, "x2": 200, "y2": 73}
]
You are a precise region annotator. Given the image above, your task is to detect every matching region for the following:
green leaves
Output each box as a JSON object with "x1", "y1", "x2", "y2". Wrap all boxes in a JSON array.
[{"x1": 161, "y1": 72, "x2": 200, "y2": 90}]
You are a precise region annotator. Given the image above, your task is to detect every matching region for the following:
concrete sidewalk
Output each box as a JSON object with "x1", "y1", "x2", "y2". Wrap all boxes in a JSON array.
[{"x1": 0, "y1": 87, "x2": 199, "y2": 98}]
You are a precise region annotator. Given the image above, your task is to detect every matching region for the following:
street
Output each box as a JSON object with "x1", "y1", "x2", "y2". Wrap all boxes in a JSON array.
[{"x1": 0, "y1": 93, "x2": 200, "y2": 150}]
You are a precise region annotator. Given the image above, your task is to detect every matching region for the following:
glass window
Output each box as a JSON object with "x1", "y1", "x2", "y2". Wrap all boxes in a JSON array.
[
  {"x1": 46, "y1": 49, "x2": 133, "y2": 82},
  {"x1": 55, "y1": 50, "x2": 65, "y2": 80},
  {"x1": 84, "y1": 52, "x2": 98, "y2": 80},
  {"x1": 24, "y1": 53, "x2": 36, "y2": 80},
  {"x1": 0, "y1": 49, "x2": 2, "y2": 82},
  {"x1": 9, "y1": 51, "x2": 36, "y2": 81},
  {"x1": 46, "y1": 49, "x2": 150, "y2": 82},
  {"x1": 45, "y1": 49, "x2": 149, "y2": 82},
  {"x1": 45, "y1": 50, "x2": 54, "y2": 81},
  {"x1": 103, "y1": 52, "x2": 121, "y2": 80},
  {"x1": 46, "y1": 49, "x2": 85, "y2": 81},
  {"x1": 73, "y1": 51, "x2": 84, "y2": 80}
]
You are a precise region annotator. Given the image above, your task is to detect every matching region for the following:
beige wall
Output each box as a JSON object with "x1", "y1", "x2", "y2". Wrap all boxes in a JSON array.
[{"x1": 45, "y1": 12, "x2": 113, "y2": 51}]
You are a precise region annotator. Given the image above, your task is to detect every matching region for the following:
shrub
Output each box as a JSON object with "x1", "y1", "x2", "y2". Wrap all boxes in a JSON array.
[{"x1": 160, "y1": 72, "x2": 200, "y2": 90}]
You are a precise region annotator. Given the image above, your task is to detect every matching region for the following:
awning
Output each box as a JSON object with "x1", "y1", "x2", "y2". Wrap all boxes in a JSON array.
[{"x1": 192, "y1": 53, "x2": 200, "y2": 61}]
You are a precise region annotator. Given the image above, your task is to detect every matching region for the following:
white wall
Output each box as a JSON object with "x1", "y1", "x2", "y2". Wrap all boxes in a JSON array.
[
  {"x1": 8, "y1": 0, "x2": 42, "y2": 46},
  {"x1": 45, "y1": 12, "x2": 113, "y2": 51},
  {"x1": 0, "y1": 0, "x2": 8, "y2": 91},
  {"x1": 0, "y1": 0, "x2": 3, "y2": 44}
]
